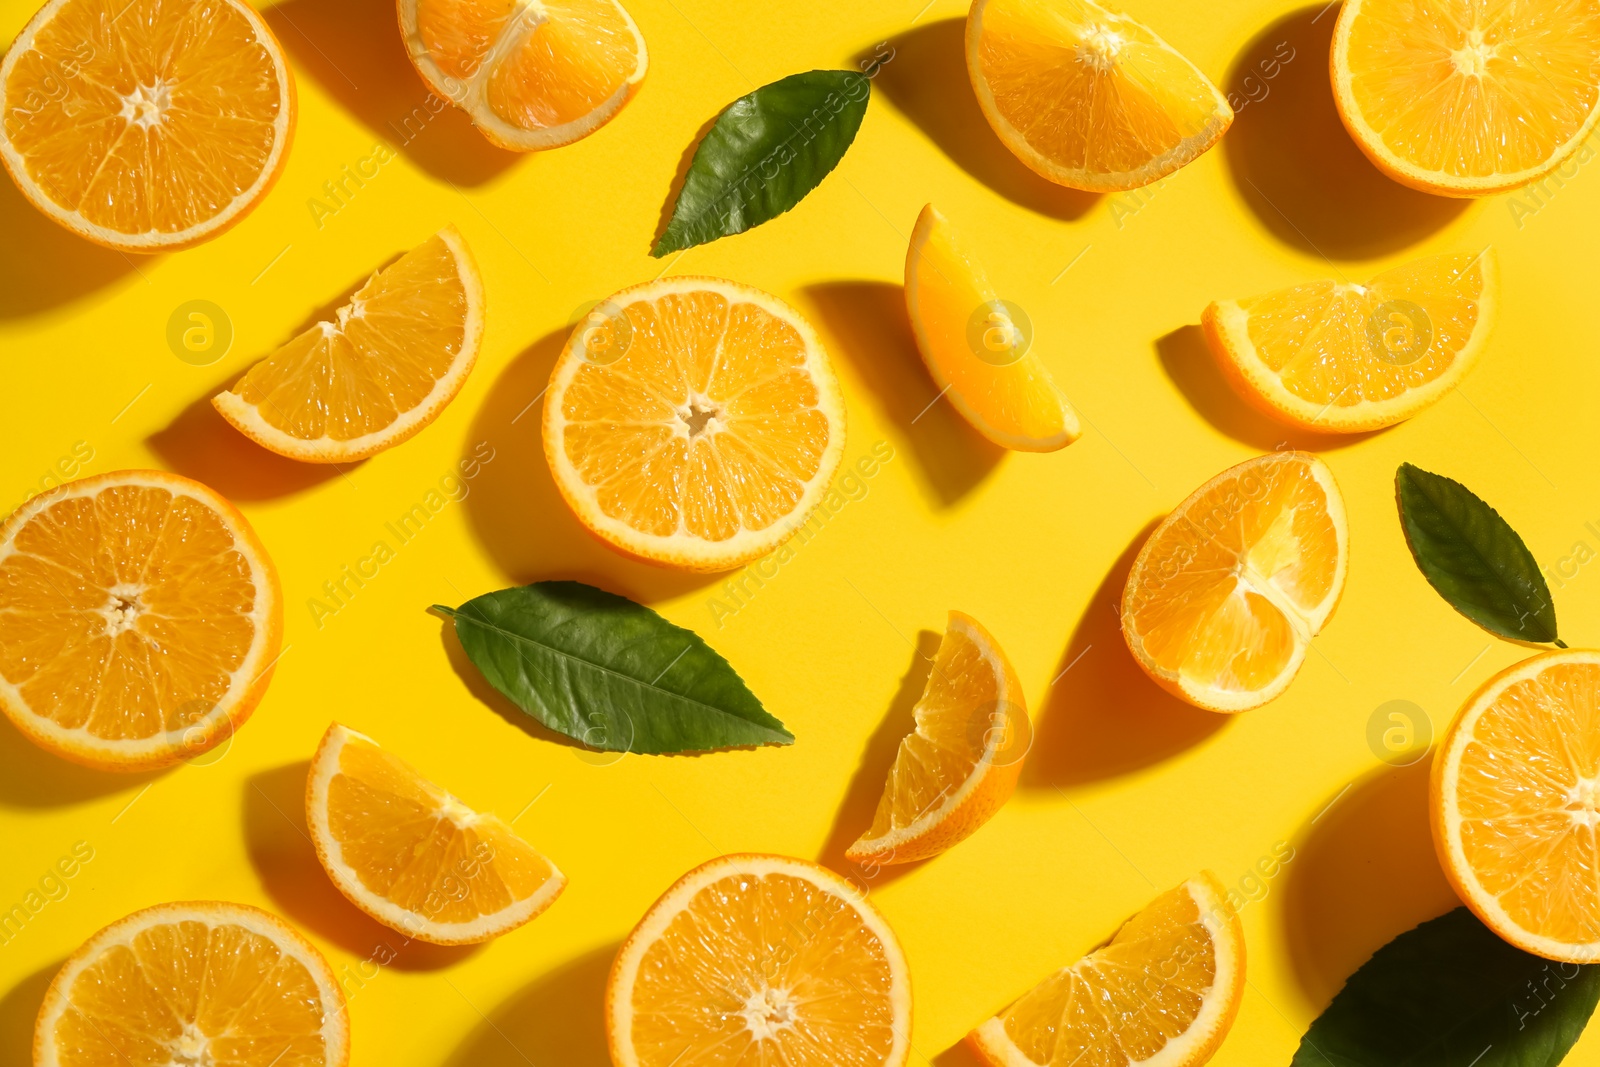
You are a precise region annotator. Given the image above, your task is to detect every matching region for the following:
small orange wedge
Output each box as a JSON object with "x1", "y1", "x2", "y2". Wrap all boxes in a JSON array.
[
  {"x1": 968, "y1": 873, "x2": 1245, "y2": 1067},
  {"x1": 1122, "y1": 452, "x2": 1348, "y2": 713},
  {"x1": 398, "y1": 0, "x2": 648, "y2": 151},
  {"x1": 905, "y1": 204, "x2": 1079, "y2": 452},
  {"x1": 214, "y1": 227, "x2": 484, "y2": 463},
  {"x1": 306, "y1": 723, "x2": 566, "y2": 945},
  {"x1": 0, "y1": 0, "x2": 295, "y2": 251},
  {"x1": 847, "y1": 611, "x2": 1028, "y2": 867}
]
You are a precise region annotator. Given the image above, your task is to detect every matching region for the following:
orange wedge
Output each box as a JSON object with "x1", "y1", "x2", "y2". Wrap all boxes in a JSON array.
[
  {"x1": 0, "y1": 0, "x2": 294, "y2": 252},
  {"x1": 966, "y1": 0, "x2": 1232, "y2": 191},
  {"x1": 306, "y1": 723, "x2": 566, "y2": 945},
  {"x1": 0, "y1": 471, "x2": 281, "y2": 771},
  {"x1": 1332, "y1": 0, "x2": 1600, "y2": 196},
  {"x1": 847, "y1": 611, "x2": 1028, "y2": 866},
  {"x1": 213, "y1": 227, "x2": 484, "y2": 463},
  {"x1": 398, "y1": 0, "x2": 648, "y2": 151},
  {"x1": 1203, "y1": 251, "x2": 1496, "y2": 433},
  {"x1": 968, "y1": 873, "x2": 1244, "y2": 1067},
  {"x1": 35, "y1": 901, "x2": 348, "y2": 1067},
  {"x1": 1432, "y1": 649, "x2": 1600, "y2": 962},
  {"x1": 1121, "y1": 452, "x2": 1348, "y2": 713},
  {"x1": 905, "y1": 204, "x2": 1079, "y2": 452},
  {"x1": 606, "y1": 854, "x2": 912, "y2": 1067},
  {"x1": 543, "y1": 277, "x2": 847, "y2": 572}
]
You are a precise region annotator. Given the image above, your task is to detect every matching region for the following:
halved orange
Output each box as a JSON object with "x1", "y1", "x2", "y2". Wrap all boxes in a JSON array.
[
  {"x1": 966, "y1": 0, "x2": 1232, "y2": 191},
  {"x1": 0, "y1": 470, "x2": 281, "y2": 771},
  {"x1": 968, "y1": 873, "x2": 1244, "y2": 1067},
  {"x1": 905, "y1": 204, "x2": 1079, "y2": 451},
  {"x1": 847, "y1": 611, "x2": 1028, "y2": 867},
  {"x1": 606, "y1": 854, "x2": 912, "y2": 1067},
  {"x1": 1203, "y1": 251, "x2": 1496, "y2": 433},
  {"x1": 1332, "y1": 0, "x2": 1600, "y2": 196},
  {"x1": 1121, "y1": 452, "x2": 1348, "y2": 713},
  {"x1": 543, "y1": 276, "x2": 847, "y2": 572},
  {"x1": 306, "y1": 723, "x2": 566, "y2": 945},
  {"x1": 398, "y1": 0, "x2": 648, "y2": 151},
  {"x1": 35, "y1": 901, "x2": 348, "y2": 1067},
  {"x1": 0, "y1": 0, "x2": 295, "y2": 252},
  {"x1": 1432, "y1": 649, "x2": 1600, "y2": 962},
  {"x1": 213, "y1": 227, "x2": 484, "y2": 463}
]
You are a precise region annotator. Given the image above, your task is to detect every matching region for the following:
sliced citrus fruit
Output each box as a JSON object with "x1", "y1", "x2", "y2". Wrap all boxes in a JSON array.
[
  {"x1": 0, "y1": 470, "x2": 281, "y2": 771},
  {"x1": 306, "y1": 723, "x2": 566, "y2": 945},
  {"x1": 905, "y1": 204, "x2": 1079, "y2": 452},
  {"x1": 966, "y1": 0, "x2": 1232, "y2": 191},
  {"x1": 968, "y1": 873, "x2": 1244, "y2": 1067},
  {"x1": 543, "y1": 276, "x2": 847, "y2": 572},
  {"x1": 0, "y1": 0, "x2": 295, "y2": 252},
  {"x1": 1203, "y1": 251, "x2": 1496, "y2": 433},
  {"x1": 606, "y1": 853, "x2": 912, "y2": 1067},
  {"x1": 398, "y1": 0, "x2": 647, "y2": 151},
  {"x1": 847, "y1": 611, "x2": 1028, "y2": 866},
  {"x1": 1121, "y1": 452, "x2": 1347, "y2": 713},
  {"x1": 1332, "y1": 0, "x2": 1600, "y2": 196},
  {"x1": 1432, "y1": 649, "x2": 1600, "y2": 962},
  {"x1": 35, "y1": 901, "x2": 348, "y2": 1067},
  {"x1": 213, "y1": 227, "x2": 484, "y2": 463}
]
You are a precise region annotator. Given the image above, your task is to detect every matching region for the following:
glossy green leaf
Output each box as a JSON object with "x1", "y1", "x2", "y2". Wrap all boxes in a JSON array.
[
  {"x1": 653, "y1": 69, "x2": 870, "y2": 257},
  {"x1": 436, "y1": 581, "x2": 792, "y2": 754}
]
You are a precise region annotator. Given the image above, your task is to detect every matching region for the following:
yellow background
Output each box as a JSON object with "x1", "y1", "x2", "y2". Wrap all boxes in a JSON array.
[{"x1": 3, "y1": 0, "x2": 1599, "y2": 1063}]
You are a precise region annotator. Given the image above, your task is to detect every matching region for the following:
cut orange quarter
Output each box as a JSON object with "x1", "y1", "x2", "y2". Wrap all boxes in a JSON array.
[
  {"x1": 306, "y1": 723, "x2": 566, "y2": 945},
  {"x1": 1203, "y1": 251, "x2": 1496, "y2": 433},
  {"x1": 399, "y1": 0, "x2": 647, "y2": 151},
  {"x1": 1122, "y1": 452, "x2": 1347, "y2": 713},
  {"x1": 543, "y1": 277, "x2": 847, "y2": 572},
  {"x1": 848, "y1": 611, "x2": 1028, "y2": 866},
  {"x1": 1332, "y1": 0, "x2": 1600, "y2": 196},
  {"x1": 1432, "y1": 649, "x2": 1600, "y2": 962},
  {"x1": 0, "y1": 0, "x2": 295, "y2": 252},
  {"x1": 35, "y1": 901, "x2": 348, "y2": 1067},
  {"x1": 905, "y1": 204, "x2": 1079, "y2": 452},
  {"x1": 968, "y1": 873, "x2": 1244, "y2": 1067},
  {"x1": 606, "y1": 854, "x2": 912, "y2": 1067},
  {"x1": 966, "y1": 0, "x2": 1232, "y2": 191},
  {"x1": 0, "y1": 470, "x2": 281, "y2": 771},
  {"x1": 214, "y1": 227, "x2": 484, "y2": 463}
]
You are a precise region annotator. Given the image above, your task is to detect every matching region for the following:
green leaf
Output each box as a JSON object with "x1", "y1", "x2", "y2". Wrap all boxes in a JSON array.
[
  {"x1": 1292, "y1": 907, "x2": 1599, "y2": 1067},
  {"x1": 653, "y1": 69, "x2": 870, "y2": 257},
  {"x1": 1395, "y1": 463, "x2": 1563, "y2": 646},
  {"x1": 436, "y1": 581, "x2": 792, "y2": 754}
]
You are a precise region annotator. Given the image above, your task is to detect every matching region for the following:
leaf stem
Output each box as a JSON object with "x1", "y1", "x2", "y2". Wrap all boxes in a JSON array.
[{"x1": 1555, "y1": 638, "x2": 1569, "y2": 649}]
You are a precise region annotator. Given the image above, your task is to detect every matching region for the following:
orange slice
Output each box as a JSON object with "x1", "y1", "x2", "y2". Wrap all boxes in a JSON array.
[
  {"x1": 905, "y1": 204, "x2": 1079, "y2": 452},
  {"x1": 1432, "y1": 649, "x2": 1600, "y2": 962},
  {"x1": 606, "y1": 854, "x2": 912, "y2": 1067},
  {"x1": 0, "y1": 470, "x2": 281, "y2": 771},
  {"x1": 968, "y1": 873, "x2": 1244, "y2": 1067},
  {"x1": 1332, "y1": 0, "x2": 1600, "y2": 196},
  {"x1": 213, "y1": 227, "x2": 484, "y2": 463},
  {"x1": 1121, "y1": 452, "x2": 1347, "y2": 713},
  {"x1": 847, "y1": 611, "x2": 1028, "y2": 866},
  {"x1": 1203, "y1": 251, "x2": 1496, "y2": 433},
  {"x1": 399, "y1": 0, "x2": 648, "y2": 151},
  {"x1": 0, "y1": 0, "x2": 295, "y2": 252},
  {"x1": 966, "y1": 0, "x2": 1232, "y2": 191},
  {"x1": 543, "y1": 276, "x2": 847, "y2": 572},
  {"x1": 35, "y1": 901, "x2": 348, "y2": 1067},
  {"x1": 306, "y1": 723, "x2": 566, "y2": 945}
]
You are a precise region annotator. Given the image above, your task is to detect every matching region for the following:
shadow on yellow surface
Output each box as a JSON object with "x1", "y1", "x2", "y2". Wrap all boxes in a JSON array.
[
  {"x1": 932, "y1": 1037, "x2": 987, "y2": 1067},
  {"x1": 863, "y1": 20, "x2": 1099, "y2": 221},
  {"x1": 0, "y1": 959, "x2": 57, "y2": 1062},
  {"x1": 0, "y1": 720, "x2": 165, "y2": 809},
  {"x1": 443, "y1": 942, "x2": 617, "y2": 1067},
  {"x1": 653, "y1": 111, "x2": 722, "y2": 254},
  {"x1": 803, "y1": 280, "x2": 1003, "y2": 508},
  {"x1": 1222, "y1": 5, "x2": 1467, "y2": 259},
  {"x1": 0, "y1": 174, "x2": 138, "y2": 319},
  {"x1": 436, "y1": 614, "x2": 598, "y2": 755}
]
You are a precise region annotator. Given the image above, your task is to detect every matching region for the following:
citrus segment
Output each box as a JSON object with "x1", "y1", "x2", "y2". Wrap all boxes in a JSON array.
[{"x1": 306, "y1": 723, "x2": 566, "y2": 945}]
